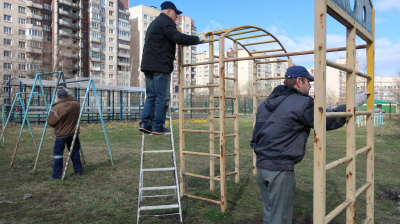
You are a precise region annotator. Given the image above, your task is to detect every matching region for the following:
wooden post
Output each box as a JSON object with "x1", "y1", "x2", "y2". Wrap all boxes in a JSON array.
[
  {"x1": 178, "y1": 45, "x2": 185, "y2": 197},
  {"x1": 209, "y1": 35, "x2": 216, "y2": 192},
  {"x1": 345, "y1": 26, "x2": 357, "y2": 224},
  {"x1": 219, "y1": 36, "x2": 227, "y2": 213},
  {"x1": 252, "y1": 62, "x2": 257, "y2": 177},
  {"x1": 313, "y1": 0, "x2": 327, "y2": 223},
  {"x1": 233, "y1": 41, "x2": 239, "y2": 184},
  {"x1": 366, "y1": 7, "x2": 375, "y2": 222},
  {"x1": 288, "y1": 57, "x2": 292, "y2": 67}
]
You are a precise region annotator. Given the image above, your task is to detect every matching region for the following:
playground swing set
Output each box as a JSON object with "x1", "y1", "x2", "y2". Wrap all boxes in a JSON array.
[{"x1": 1, "y1": 71, "x2": 115, "y2": 180}]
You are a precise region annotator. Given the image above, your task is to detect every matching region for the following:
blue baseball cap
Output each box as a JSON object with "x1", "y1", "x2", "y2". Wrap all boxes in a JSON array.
[
  {"x1": 57, "y1": 89, "x2": 68, "y2": 99},
  {"x1": 285, "y1": 66, "x2": 314, "y2": 81},
  {"x1": 161, "y1": 1, "x2": 182, "y2": 14}
]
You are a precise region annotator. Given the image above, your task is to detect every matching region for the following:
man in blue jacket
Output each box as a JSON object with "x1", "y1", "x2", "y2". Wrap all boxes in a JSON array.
[
  {"x1": 139, "y1": 1, "x2": 206, "y2": 135},
  {"x1": 250, "y1": 66, "x2": 367, "y2": 224}
]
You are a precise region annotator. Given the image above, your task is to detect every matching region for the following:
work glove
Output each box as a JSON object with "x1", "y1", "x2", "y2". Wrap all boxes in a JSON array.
[
  {"x1": 198, "y1": 34, "x2": 206, "y2": 42},
  {"x1": 355, "y1": 91, "x2": 367, "y2": 107}
]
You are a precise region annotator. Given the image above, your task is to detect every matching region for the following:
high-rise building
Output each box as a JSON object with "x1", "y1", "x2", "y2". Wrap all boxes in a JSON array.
[
  {"x1": 129, "y1": 4, "x2": 197, "y2": 108},
  {"x1": 0, "y1": 0, "x2": 131, "y2": 103}
]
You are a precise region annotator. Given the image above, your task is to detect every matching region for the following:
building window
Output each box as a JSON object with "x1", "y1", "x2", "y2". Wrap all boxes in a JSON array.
[
  {"x1": 100, "y1": 45, "x2": 105, "y2": 50},
  {"x1": 109, "y1": 74, "x2": 114, "y2": 79},
  {"x1": 144, "y1": 22, "x2": 148, "y2": 28},
  {"x1": 19, "y1": 64, "x2": 26, "y2": 71},
  {"x1": 109, "y1": 47, "x2": 114, "y2": 52},
  {"x1": 4, "y1": 63, "x2": 12, "y2": 70},
  {"x1": 44, "y1": 3, "x2": 51, "y2": 10},
  {"x1": 4, "y1": 3, "x2": 12, "y2": 10},
  {"x1": 109, "y1": 10, "x2": 114, "y2": 16},
  {"x1": 4, "y1": 51, "x2": 12, "y2": 58},
  {"x1": 44, "y1": 14, "x2": 51, "y2": 20},
  {"x1": 109, "y1": 1, "x2": 114, "y2": 7},
  {"x1": 109, "y1": 29, "x2": 114, "y2": 34},
  {"x1": 101, "y1": 35, "x2": 105, "y2": 41},
  {"x1": 18, "y1": 6, "x2": 25, "y2": 13},
  {"x1": 4, "y1": 39, "x2": 12, "y2": 45},
  {"x1": 4, "y1": 27, "x2": 12, "y2": 34},
  {"x1": 186, "y1": 24, "x2": 189, "y2": 29},
  {"x1": 109, "y1": 38, "x2": 114, "y2": 43},
  {"x1": 173, "y1": 73, "x2": 177, "y2": 78},
  {"x1": 150, "y1": 16, "x2": 154, "y2": 21},
  {"x1": 109, "y1": 56, "x2": 114, "y2": 61},
  {"x1": 109, "y1": 19, "x2": 114, "y2": 25},
  {"x1": 101, "y1": 54, "x2": 105, "y2": 60},
  {"x1": 101, "y1": 26, "x2": 105, "y2": 32},
  {"x1": 4, "y1": 15, "x2": 12, "y2": 22},
  {"x1": 144, "y1": 15, "x2": 147, "y2": 20},
  {"x1": 19, "y1": 41, "x2": 26, "y2": 48},
  {"x1": 100, "y1": 64, "x2": 105, "y2": 69},
  {"x1": 44, "y1": 25, "x2": 50, "y2": 31},
  {"x1": 109, "y1": 65, "x2": 114, "y2": 70},
  {"x1": 19, "y1": 18, "x2": 27, "y2": 24},
  {"x1": 19, "y1": 53, "x2": 25, "y2": 59}
]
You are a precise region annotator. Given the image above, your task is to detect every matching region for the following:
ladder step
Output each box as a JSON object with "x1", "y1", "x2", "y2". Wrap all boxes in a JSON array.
[
  {"x1": 142, "y1": 194, "x2": 176, "y2": 198},
  {"x1": 140, "y1": 204, "x2": 179, "y2": 211},
  {"x1": 144, "y1": 150, "x2": 173, "y2": 153},
  {"x1": 139, "y1": 213, "x2": 180, "y2": 218},
  {"x1": 142, "y1": 167, "x2": 175, "y2": 172},
  {"x1": 142, "y1": 186, "x2": 177, "y2": 191}
]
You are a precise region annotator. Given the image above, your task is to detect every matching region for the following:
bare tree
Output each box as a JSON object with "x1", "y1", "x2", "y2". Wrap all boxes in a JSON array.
[
  {"x1": 49, "y1": 36, "x2": 80, "y2": 79},
  {"x1": 389, "y1": 70, "x2": 400, "y2": 104}
]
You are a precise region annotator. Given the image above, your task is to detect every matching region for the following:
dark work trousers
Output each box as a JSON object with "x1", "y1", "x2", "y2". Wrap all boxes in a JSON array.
[
  {"x1": 257, "y1": 169, "x2": 296, "y2": 224},
  {"x1": 52, "y1": 135, "x2": 82, "y2": 178}
]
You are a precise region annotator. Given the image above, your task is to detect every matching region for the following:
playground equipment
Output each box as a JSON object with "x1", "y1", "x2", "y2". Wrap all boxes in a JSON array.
[
  {"x1": 175, "y1": 1, "x2": 375, "y2": 223},
  {"x1": 137, "y1": 96, "x2": 182, "y2": 223},
  {"x1": 0, "y1": 93, "x2": 38, "y2": 148}
]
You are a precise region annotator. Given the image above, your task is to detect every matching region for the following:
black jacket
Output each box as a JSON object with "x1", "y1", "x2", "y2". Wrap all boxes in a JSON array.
[
  {"x1": 140, "y1": 13, "x2": 200, "y2": 74},
  {"x1": 250, "y1": 85, "x2": 346, "y2": 171}
]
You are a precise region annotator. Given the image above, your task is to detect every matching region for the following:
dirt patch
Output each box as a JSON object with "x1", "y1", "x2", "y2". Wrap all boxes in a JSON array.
[{"x1": 377, "y1": 185, "x2": 400, "y2": 201}]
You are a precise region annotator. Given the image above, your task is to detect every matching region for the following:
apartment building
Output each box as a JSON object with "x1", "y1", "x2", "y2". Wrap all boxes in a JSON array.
[
  {"x1": 195, "y1": 48, "x2": 288, "y2": 96},
  {"x1": 0, "y1": 0, "x2": 131, "y2": 103},
  {"x1": 129, "y1": 4, "x2": 197, "y2": 108}
]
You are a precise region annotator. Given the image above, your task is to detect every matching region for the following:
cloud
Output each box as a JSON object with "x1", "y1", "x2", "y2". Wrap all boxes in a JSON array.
[
  {"x1": 375, "y1": 0, "x2": 400, "y2": 11},
  {"x1": 375, "y1": 37, "x2": 400, "y2": 76},
  {"x1": 375, "y1": 17, "x2": 388, "y2": 23}
]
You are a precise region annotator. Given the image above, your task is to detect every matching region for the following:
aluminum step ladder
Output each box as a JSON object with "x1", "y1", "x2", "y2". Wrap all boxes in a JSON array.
[{"x1": 137, "y1": 104, "x2": 182, "y2": 223}]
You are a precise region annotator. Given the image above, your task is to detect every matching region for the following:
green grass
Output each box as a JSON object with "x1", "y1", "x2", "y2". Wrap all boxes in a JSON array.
[{"x1": 0, "y1": 117, "x2": 399, "y2": 223}]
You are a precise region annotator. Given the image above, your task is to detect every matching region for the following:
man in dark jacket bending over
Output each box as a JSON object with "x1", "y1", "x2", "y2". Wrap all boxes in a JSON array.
[
  {"x1": 139, "y1": 1, "x2": 205, "y2": 135},
  {"x1": 250, "y1": 66, "x2": 367, "y2": 224}
]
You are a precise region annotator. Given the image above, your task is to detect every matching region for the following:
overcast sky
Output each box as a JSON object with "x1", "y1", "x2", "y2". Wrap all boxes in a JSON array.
[{"x1": 130, "y1": 0, "x2": 400, "y2": 77}]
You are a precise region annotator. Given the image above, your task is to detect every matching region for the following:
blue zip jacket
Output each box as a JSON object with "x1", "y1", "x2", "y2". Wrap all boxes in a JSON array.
[{"x1": 250, "y1": 85, "x2": 346, "y2": 171}]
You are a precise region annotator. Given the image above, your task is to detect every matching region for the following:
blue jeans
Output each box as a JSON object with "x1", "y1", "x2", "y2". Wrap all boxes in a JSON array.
[
  {"x1": 141, "y1": 72, "x2": 171, "y2": 131},
  {"x1": 52, "y1": 135, "x2": 82, "y2": 178}
]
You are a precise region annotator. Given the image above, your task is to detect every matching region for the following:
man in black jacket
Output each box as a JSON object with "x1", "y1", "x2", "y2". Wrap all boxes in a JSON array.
[
  {"x1": 250, "y1": 66, "x2": 367, "y2": 224},
  {"x1": 139, "y1": 1, "x2": 205, "y2": 135}
]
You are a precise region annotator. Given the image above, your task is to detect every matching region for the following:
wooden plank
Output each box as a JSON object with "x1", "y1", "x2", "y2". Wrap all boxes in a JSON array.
[
  {"x1": 256, "y1": 60, "x2": 288, "y2": 65},
  {"x1": 233, "y1": 33, "x2": 269, "y2": 41},
  {"x1": 218, "y1": 36, "x2": 227, "y2": 213},
  {"x1": 250, "y1": 49, "x2": 283, "y2": 54},
  {"x1": 209, "y1": 36, "x2": 216, "y2": 193},
  {"x1": 184, "y1": 172, "x2": 220, "y2": 181},
  {"x1": 183, "y1": 151, "x2": 220, "y2": 157},
  {"x1": 234, "y1": 41, "x2": 240, "y2": 184},
  {"x1": 313, "y1": 1, "x2": 327, "y2": 223},
  {"x1": 178, "y1": 45, "x2": 185, "y2": 197},
  {"x1": 366, "y1": 8, "x2": 375, "y2": 223},
  {"x1": 326, "y1": 155, "x2": 353, "y2": 171},
  {"x1": 345, "y1": 26, "x2": 357, "y2": 224},
  {"x1": 325, "y1": 199, "x2": 353, "y2": 223},
  {"x1": 181, "y1": 84, "x2": 219, "y2": 89},
  {"x1": 184, "y1": 194, "x2": 221, "y2": 204},
  {"x1": 252, "y1": 62, "x2": 257, "y2": 177},
  {"x1": 326, "y1": 60, "x2": 353, "y2": 73},
  {"x1": 243, "y1": 40, "x2": 277, "y2": 46}
]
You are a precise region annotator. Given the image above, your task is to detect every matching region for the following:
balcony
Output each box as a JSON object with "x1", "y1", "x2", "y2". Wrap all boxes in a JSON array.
[
  {"x1": 117, "y1": 61, "x2": 129, "y2": 66},
  {"x1": 59, "y1": 9, "x2": 80, "y2": 20},
  {"x1": 58, "y1": 0, "x2": 80, "y2": 10},
  {"x1": 27, "y1": 12, "x2": 42, "y2": 20},
  {"x1": 118, "y1": 52, "x2": 130, "y2": 58},
  {"x1": 90, "y1": 57, "x2": 100, "y2": 62},
  {"x1": 26, "y1": 24, "x2": 43, "y2": 30},
  {"x1": 72, "y1": 64, "x2": 80, "y2": 70},
  {"x1": 118, "y1": 44, "x2": 130, "y2": 50},
  {"x1": 90, "y1": 37, "x2": 101, "y2": 43},
  {"x1": 118, "y1": 36, "x2": 130, "y2": 41},
  {"x1": 59, "y1": 30, "x2": 80, "y2": 39},
  {"x1": 26, "y1": 47, "x2": 42, "y2": 54},
  {"x1": 27, "y1": 0, "x2": 43, "y2": 9},
  {"x1": 59, "y1": 19, "x2": 80, "y2": 30},
  {"x1": 118, "y1": 70, "x2": 128, "y2": 75},
  {"x1": 26, "y1": 35, "x2": 43, "y2": 41},
  {"x1": 59, "y1": 40, "x2": 80, "y2": 49},
  {"x1": 91, "y1": 46, "x2": 100, "y2": 52},
  {"x1": 62, "y1": 52, "x2": 79, "y2": 59},
  {"x1": 91, "y1": 66, "x2": 101, "y2": 71}
]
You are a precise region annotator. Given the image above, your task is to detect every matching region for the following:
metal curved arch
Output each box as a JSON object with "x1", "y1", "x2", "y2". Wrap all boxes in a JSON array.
[{"x1": 219, "y1": 25, "x2": 290, "y2": 63}]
